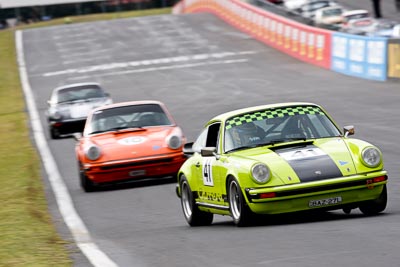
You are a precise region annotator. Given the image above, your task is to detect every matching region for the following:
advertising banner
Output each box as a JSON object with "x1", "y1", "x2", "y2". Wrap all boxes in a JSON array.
[
  {"x1": 177, "y1": 0, "x2": 331, "y2": 69},
  {"x1": 0, "y1": 0, "x2": 106, "y2": 8},
  {"x1": 331, "y1": 32, "x2": 387, "y2": 81},
  {"x1": 387, "y1": 39, "x2": 400, "y2": 79}
]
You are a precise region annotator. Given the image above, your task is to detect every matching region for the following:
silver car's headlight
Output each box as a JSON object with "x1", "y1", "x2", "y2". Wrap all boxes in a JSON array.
[
  {"x1": 85, "y1": 145, "x2": 101, "y2": 161},
  {"x1": 50, "y1": 110, "x2": 62, "y2": 120},
  {"x1": 251, "y1": 163, "x2": 270, "y2": 184},
  {"x1": 104, "y1": 98, "x2": 113, "y2": 105},
  {"x1": 361, "y1": 147, "x2": 381, "y2": 168}
]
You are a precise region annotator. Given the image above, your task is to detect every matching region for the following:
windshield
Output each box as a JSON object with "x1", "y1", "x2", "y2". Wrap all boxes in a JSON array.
[
  {"x1": 56, "y1": 85, "x2": 106, "y2": 103},
  {"x1": 224, "y1": 105, "x2": 341, "y2": 152},
  {"x1": 86, "y1": 104, "x2": 172, "y2": 135}
]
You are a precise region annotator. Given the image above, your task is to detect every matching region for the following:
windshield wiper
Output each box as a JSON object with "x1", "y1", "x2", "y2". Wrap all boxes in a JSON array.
[
  {"x1": 57, "y1": 98, "x2": 84, "y2": 104},
  {"x1": 88, "y1": 126, "x2": 144, "y2": 135},
  {"x1": 88, "y1": 130, "x2": 105, "y2": 135},
  {"x1": 225, "y1": 145, "x2": 260, "y2": 153},
  {"x1": 108, "y1": 126, "x2": 145, "y2": 133}
]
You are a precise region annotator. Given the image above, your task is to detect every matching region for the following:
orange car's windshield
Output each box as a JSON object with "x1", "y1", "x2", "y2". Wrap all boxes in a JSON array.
[{"x1": 88, "y1": 104, "x2": 172, "y2": 134}]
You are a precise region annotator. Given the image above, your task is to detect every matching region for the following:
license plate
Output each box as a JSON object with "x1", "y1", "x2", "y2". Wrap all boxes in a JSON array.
[
  {"x1": 129, "y1": 170, "x2": 146, "y2": 177},
  {"x1": 309, "y1": 196, "x2": 342, "y2": 208}
]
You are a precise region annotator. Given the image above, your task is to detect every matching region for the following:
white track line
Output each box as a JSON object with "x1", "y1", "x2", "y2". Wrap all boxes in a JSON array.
[{"x1": 16, "y1": 30, "x2": 118, "y2": 267}]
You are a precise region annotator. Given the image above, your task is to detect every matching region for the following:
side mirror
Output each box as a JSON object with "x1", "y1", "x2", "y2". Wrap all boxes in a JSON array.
[
  {"x1": 343, "y1": 125, "x2": 355, "y2": 137},
  {"x1": 201, "y1": 147, "x2": 217, "y2": 157},
  {"x1": 183, "y1": 142, "x2": 194, "y2": 156},
  {"x1": 72, "y1": 132, "x2": 83, "y2": 141}
]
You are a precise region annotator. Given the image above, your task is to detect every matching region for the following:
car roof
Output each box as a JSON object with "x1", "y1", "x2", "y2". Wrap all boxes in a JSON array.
[
  {"x1": 342, "y1": 9, "x2": 369, "y2": 16},
  {"x1": 92, "y1": 100, "x2": 167, "y2": 112},
  {"x1": 53, "y1": 82, "x2": 102, "y2": 92},
  {"x1": 209, "y1": 102, "x2": 321, "y2": 123}
]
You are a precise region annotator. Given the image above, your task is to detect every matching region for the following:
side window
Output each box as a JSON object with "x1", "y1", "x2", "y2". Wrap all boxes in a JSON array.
[
  {"x1": 192, "y1": 128, "x2": 208, "y2": 153},
  {"x1": 206, "y1": 123, "x2": 220, "y2": 149},
  {"x1": 192, "y1": 123, "x2": 221, "y2": 153}
]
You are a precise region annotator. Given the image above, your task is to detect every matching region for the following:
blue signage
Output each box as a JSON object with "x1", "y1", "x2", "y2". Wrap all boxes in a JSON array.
[{"x1": 331, "y1": 32, "x2": 387, "y2": 81}]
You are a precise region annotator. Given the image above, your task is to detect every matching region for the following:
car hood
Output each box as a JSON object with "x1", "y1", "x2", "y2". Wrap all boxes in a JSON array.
[
  {"x1": 230, "y1": 138, "x2": 356, "y2": 185},
  {"x1": 87, "y1": 126, "x2": 181, "y2": 162}
]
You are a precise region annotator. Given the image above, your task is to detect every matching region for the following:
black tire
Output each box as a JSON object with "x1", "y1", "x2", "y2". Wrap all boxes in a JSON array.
[
  {"x1": 79, "y1": 162, "x2": 96, "y2": 192},
  {"x1": 228, "y1": 177, "x2": 253, "y2": 227},
  {"x1": 50, "y1": 127, "x2": 60, "y2": 139},
  {"x1": 180, "y1": 175, "x2": 213, "y2": 226},
  {"x1": 359, "y1": 185, "x2": 387, "y2": 215}
]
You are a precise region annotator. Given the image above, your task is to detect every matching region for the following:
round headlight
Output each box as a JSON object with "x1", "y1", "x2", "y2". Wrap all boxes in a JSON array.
[
  {"x1": 85, "y1": 145, "x2": 101, "y2": 161},
  {"x1": 361, "y1": 147, "x2": 381, "y2": 168},
  {"x1": 51, "y1": 111, "x2": 62, "y2": 120},
  {"x1": 251, "y1": 163, "x2": 270, "y2": 184},
  {"x1": 167, "y1": 135, "x2": 182, "y2": 150}
]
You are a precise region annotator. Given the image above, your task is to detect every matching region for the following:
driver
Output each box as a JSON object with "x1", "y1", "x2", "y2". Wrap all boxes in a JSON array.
[{"x1": 231, "y1": 122, "x2": 265, "y2": 147}]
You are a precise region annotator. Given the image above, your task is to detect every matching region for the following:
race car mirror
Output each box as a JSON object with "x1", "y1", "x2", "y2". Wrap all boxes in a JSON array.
[
  {"x1": 343, "y1": 125, "x2": 355, "y2": 137},
  {"x1": 72, "y1": 132, "x2": 83, "y2": 141},
  {"x1": 183, "y1": 142, "x2": 194, "y2": 156},
  {"x1": 201, "y1": 147, "x2": 217, "y2": 157}
]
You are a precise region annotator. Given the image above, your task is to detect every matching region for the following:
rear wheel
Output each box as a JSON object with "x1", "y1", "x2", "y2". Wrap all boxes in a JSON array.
[
  {"x1": 359, "y1": 185, "x2": 387, "y2": 215},
  {"x1": 79, "y1": 162, "x2": 96, "y2": 192},
  {"x1": 228, "y1": 177, "x2": 253, "y2": 226},
  {"x1": 180, "y1": 175, "x2": 213, "y2": 226}
]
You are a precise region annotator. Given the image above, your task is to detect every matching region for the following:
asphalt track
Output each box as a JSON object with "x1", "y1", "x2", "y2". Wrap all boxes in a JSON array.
[{"x1": 20, "y1": 12, "x2": 400, "y2": 267}]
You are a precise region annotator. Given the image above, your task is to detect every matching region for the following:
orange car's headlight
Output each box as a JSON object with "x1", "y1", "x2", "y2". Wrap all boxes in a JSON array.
[{"x1": 85, "y1": 145, "x2": 101, "y2": 161}]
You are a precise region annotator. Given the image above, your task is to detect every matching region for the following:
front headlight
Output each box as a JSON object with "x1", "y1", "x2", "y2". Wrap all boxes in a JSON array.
[
  {"x1": 251, "y1": 163, "x2": 270, "y2": 184},
  {"x1": 166, "y1": 127, "x2": 184, "y2": 150},
  {"x1": 50, "y1": 110, "x2": 62, "y2": 120},
  {"x1": 167, "y1": 135, "x2": 182, "y2": 149},
  {"x1": 361, "y1": 147, "x2": 381, "y2": 168},
  {"x1": 85, "y1": 145, "x2": 101, "y2": 161}
]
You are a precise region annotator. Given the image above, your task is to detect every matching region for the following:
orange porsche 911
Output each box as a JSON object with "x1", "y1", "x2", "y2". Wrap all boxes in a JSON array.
[{"x1": 75, "y1": 100, "x2": 187, "y2": 192}]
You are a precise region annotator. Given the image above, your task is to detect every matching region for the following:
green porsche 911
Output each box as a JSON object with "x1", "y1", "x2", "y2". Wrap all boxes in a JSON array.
[{"x1": 176, "y1": 102, "x2": 388, "y2": 226}]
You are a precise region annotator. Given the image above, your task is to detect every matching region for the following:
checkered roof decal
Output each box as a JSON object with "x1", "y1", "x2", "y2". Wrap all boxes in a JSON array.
[{"x1": 226, "y1": 106, "x2": 325, "y2": 129}]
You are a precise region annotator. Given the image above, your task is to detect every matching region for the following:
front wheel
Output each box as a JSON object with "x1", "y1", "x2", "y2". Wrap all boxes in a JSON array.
[
  {"x1": 79, "y1": 162, "x2": 96, "y2": 192},
  {"x1": 49, "y1": 126, "x2": 60, "y2": 139},
  {"x1": 359, "y1": 185, "x2": 387, "y2": 215},
  {"x1": 228, "y1": 177, "x2": 253, "y2": 226},
  {"x1": 180, "y1": 175, "x2": 213, "y2": 226}
]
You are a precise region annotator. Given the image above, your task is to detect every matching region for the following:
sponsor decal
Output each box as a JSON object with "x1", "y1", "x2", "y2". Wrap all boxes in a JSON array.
[
  {"x1": 279, "y1": 147, "x2": 326, "y2": 161},
  {"x1": 118, "y1": 136, "x2": 146, "y2": 145},
  {"x1": 276, "y1": 145, "x2": 342, "y2": 182},
  {"x1": 202, "y1": 158, "x2": 215, "y2": 186}
]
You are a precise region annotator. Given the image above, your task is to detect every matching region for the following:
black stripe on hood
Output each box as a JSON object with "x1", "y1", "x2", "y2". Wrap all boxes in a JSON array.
[{"x1": 274, "y1": 144, "x2": 342, "y2": 182}]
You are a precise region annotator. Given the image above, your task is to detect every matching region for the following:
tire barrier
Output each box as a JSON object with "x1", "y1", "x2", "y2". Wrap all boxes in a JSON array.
[{"x1": 172, "y1": 0, "x2": 399, "y2": 81}]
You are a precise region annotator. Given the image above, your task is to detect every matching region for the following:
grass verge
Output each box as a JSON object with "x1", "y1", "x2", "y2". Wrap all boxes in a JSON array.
[{"x1": 0, "y1": 7, "x2": 171, "y2": 266}]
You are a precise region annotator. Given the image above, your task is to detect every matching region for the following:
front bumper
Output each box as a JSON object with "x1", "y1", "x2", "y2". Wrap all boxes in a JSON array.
[
  {"x1": 49, "y1": 118, "x2": 86, "y2": 134},
  {"x1": 82, "y1": 152, "x2": 187, "y2": 184},
  {"x1": 245, "y1": 171, "x2": 388, "y2": 214}
]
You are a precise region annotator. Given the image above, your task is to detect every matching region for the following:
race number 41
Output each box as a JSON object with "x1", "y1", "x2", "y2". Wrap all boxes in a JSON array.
[{"x1": 202, "y1": 158, "x2": 214, "y2": 186}]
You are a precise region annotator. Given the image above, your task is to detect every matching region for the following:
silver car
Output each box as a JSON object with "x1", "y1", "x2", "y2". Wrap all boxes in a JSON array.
[{"x1": 46, "y1": 82, "x2": 113, "y2": 139}]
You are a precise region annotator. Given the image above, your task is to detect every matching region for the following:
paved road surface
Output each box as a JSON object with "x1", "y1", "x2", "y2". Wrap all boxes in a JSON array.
[{"x1": 21, "y1": 10, "x2": 400, "y2": 267}]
